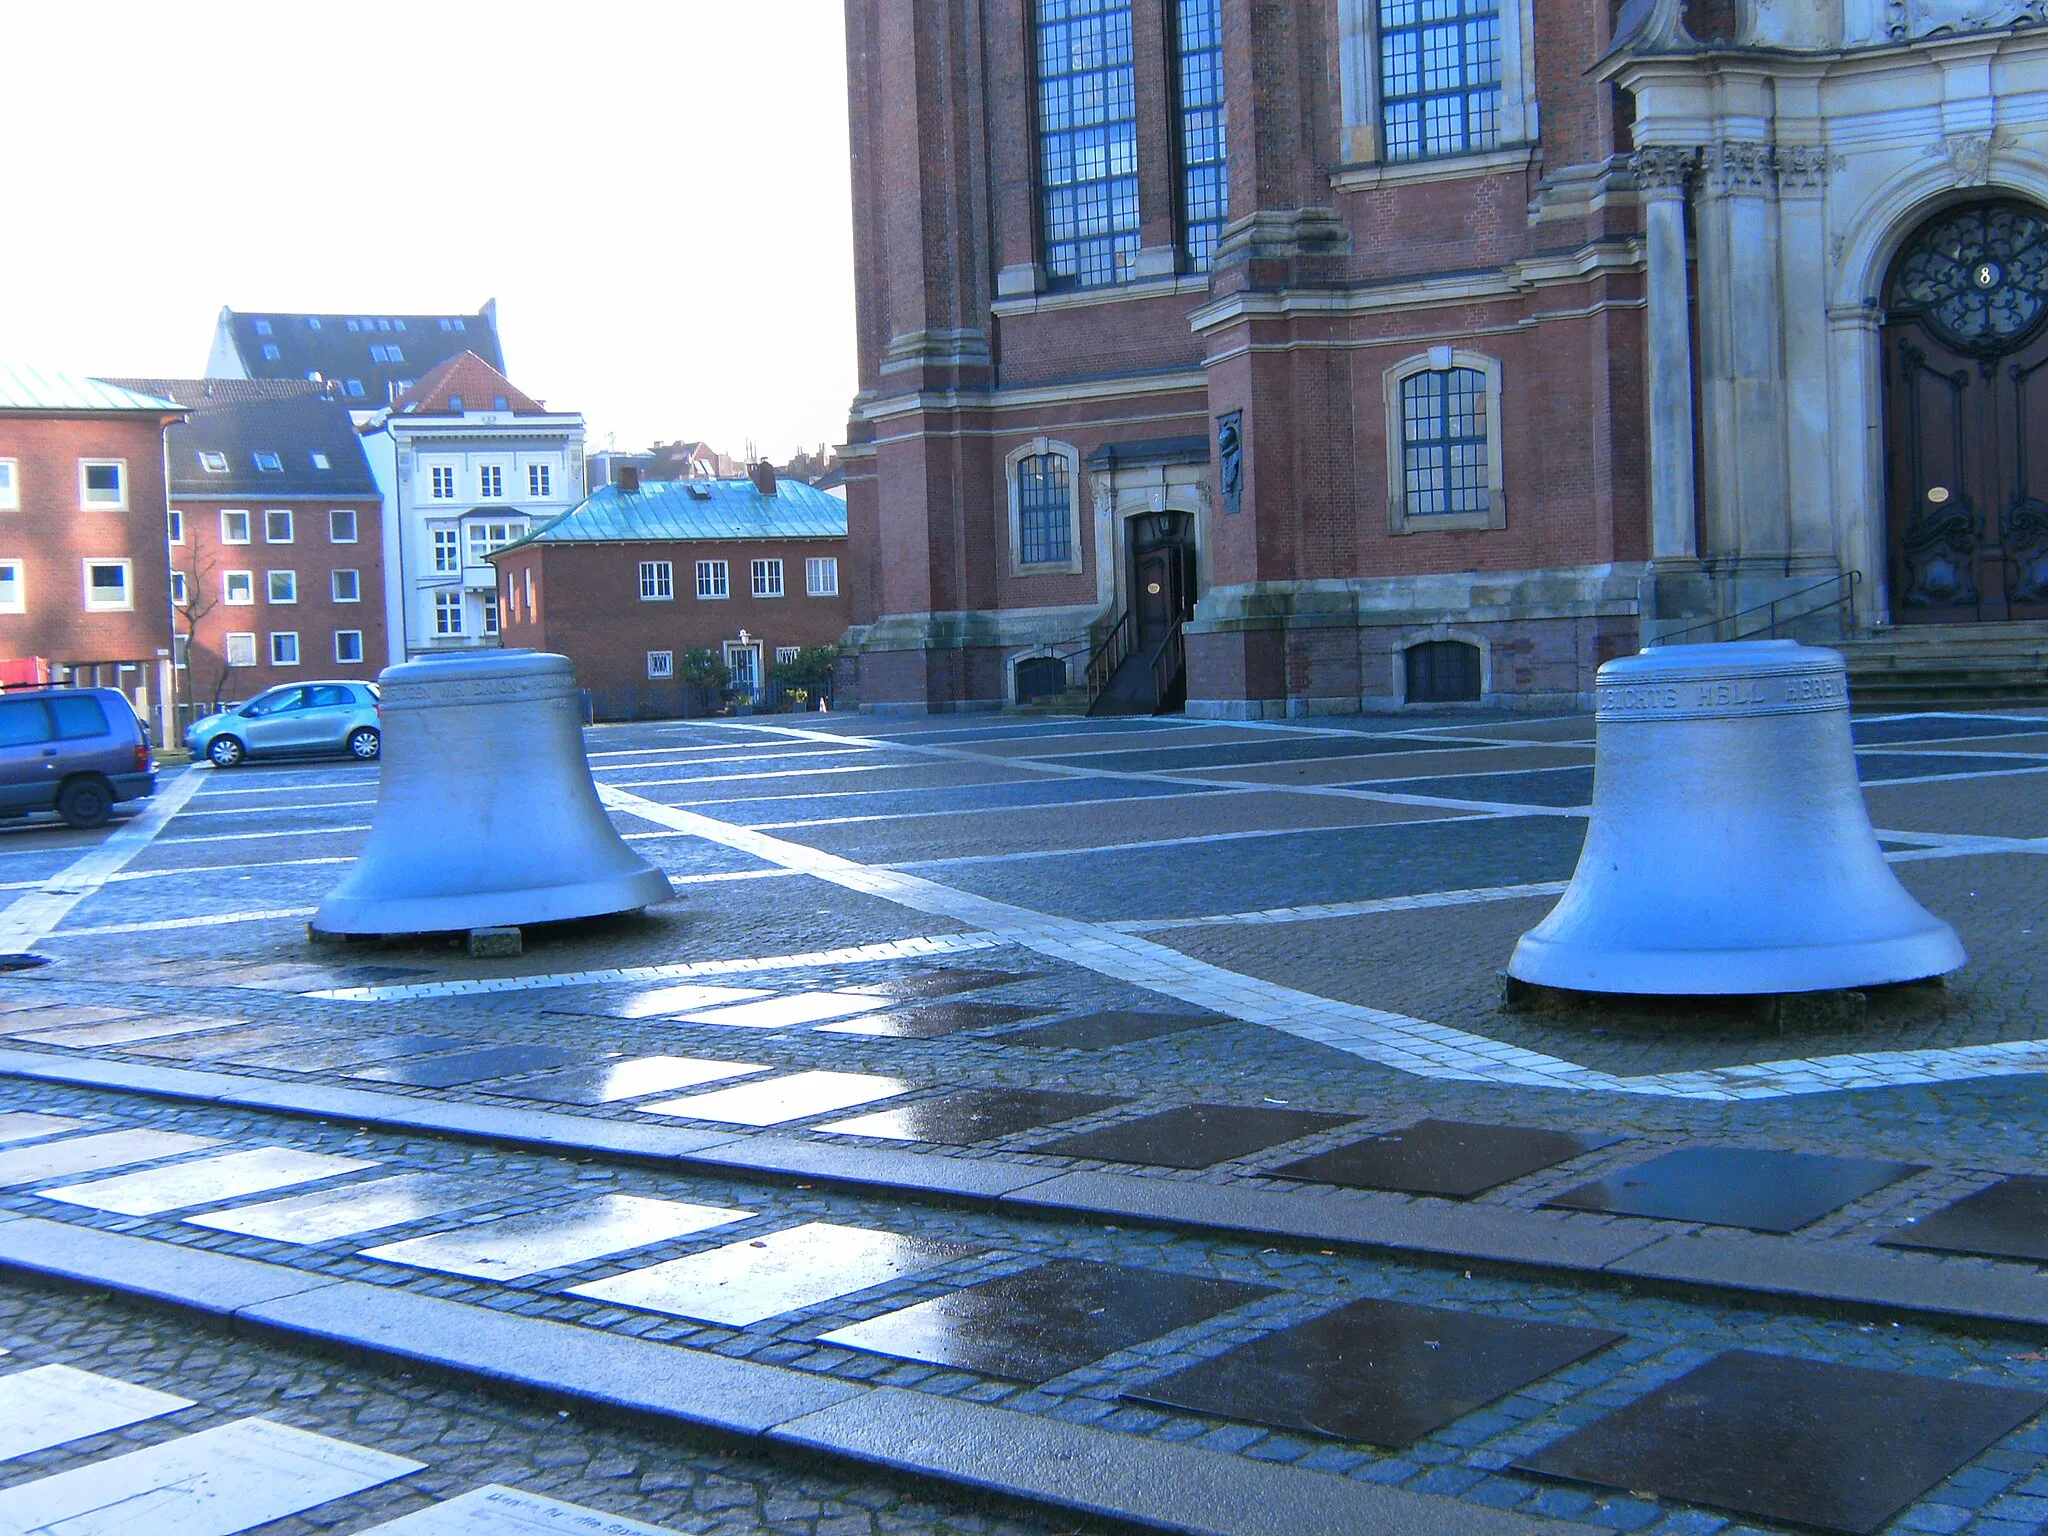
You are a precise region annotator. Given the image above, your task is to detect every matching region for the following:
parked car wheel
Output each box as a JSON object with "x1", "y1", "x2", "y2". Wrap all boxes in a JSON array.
[
  {"x1": 57, "y1": 778, "x2": 112, "y2": 830},
  {"x1": 207, "y1": 735, "x2": 246, "y2": 768},
  {"x1": 347, "y1": 726, "x2": 381, "y2": 761}
]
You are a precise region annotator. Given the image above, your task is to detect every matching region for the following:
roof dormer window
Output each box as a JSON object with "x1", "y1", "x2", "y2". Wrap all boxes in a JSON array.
[
  {"x1": 199, "y1": 451, "x2": 229, "y2": 473},
  {"x1": 345, "y1": 379, "x2": 364, "y2": 397},
  {"x1": 377, "y1": 319, "x2": 391, "y2": 331},
  {"x1": 310, "y1": 452, "x2": 331, "y2": 470},
  {"x1": 307, "y1": 317, "x2": 322, "y2": 330},
  {"x1": 254, "y1": 320, "x2": 273, "y2": 336},
  {"x1": 253, "y1": 451, "x2": 283, "y2": 473},
  {"x1": 261, "y1": 344, "x2": 280, "y2": 360},
  {"x1": 493, "y1": 396, "x2": 509, "y2": 411},
  {"x1": 447, "y1": 395, "x2": 464, "y2": 412},
  {"x1": 439, "y1": 319, "x2": 453, "y2": 331},
  {"x1": 393, "y1": 319, "x2": 406, "y2": 331},
  {"x1": 386, "y1": 345, "x2": 403, "y2": 362},
  {"x1": 452, "y1": 318, "x2": 466, "y2": 332},
  {"x1": 345, "y1": 319, "x2": 360, "y2": 332}
]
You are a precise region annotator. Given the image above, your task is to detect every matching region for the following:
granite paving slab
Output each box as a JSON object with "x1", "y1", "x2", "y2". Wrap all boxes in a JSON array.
[
  {"x1": 1026, "y1": 1104, "x2": 1359, "y2": 1169},
  {"x1": 1544, "y1": 1147, "x2": 1928, "y2": 1233},
  {"x1": 1272, "y1": 1119, "x2": 1621, "y2": 1199}
]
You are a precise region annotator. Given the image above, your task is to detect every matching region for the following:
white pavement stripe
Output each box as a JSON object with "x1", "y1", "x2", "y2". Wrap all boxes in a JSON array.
[
  {"x1": 172, "y1": 799, "x2": 378, "y2": 819},
  {"x1": 747, "y1": 787, "x2": 1256, "y2": 831},
  {"x1": 614, "y1": 763, "x2": 910, "y2": 789},
  {"x1": 164, "y1": 824, "x2": 370, "y2": 845},
  {"x1": 1107, "y1": 882, "x2": 1572, "y2": 932},
  {"x1": 308, "y1": 932, "x2": 1008, "y2": 1002},
  {"x1": 53, "y1": 906, "x2": 318, "y2": 938},
  {"x1": 0, "y1": 1364, "x2": 193, "y2": 1462},
  {"x1": 0, "y1": 768, "x2": 208, "y2": 949},
  {"x1": 886, "y1": 815, "x2": 1483, "y2": 870}
]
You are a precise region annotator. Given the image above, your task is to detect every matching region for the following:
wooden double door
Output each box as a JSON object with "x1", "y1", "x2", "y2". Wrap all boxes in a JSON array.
[
  {"x1": 1129, "y1": 510, "x2": 1196, "y2": 646},
  {"x1": 1884, "y1": 199, "x2": 2048, "y2": 623}
]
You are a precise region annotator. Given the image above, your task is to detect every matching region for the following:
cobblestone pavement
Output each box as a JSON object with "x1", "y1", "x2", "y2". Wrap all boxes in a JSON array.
[{"x1": 2, "y1": 707, "x2": 2048, "y2": 1534}]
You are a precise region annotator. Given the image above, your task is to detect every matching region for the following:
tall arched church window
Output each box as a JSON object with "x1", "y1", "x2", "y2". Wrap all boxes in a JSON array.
[
  {"x1": 1008, "y1": 441, "x2": 1084, "y2": 574},
  {"x1": 1380, "y1": 0, "x2": 1502, "y2": 161},
  {"x1": 1175, "y1": 0, "x2": 1227, "y2": 269},
  {"x1": 1384, "y1": 351, "x2": 1506, "y2": 533},
  {"x1": 1036, "y1": 0, "x2": 1140, "y2": 289}
]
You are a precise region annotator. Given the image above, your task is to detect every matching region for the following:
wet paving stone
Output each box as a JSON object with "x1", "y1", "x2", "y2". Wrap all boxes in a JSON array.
[
  {"x1": 1512, "y1": 1349, "x2": 2048, "y2": 1535},
  {"x1": 0, "y1": 1129, "x2": 220, "y2": 1187},
  {"x1": 677, "y1": 992, "x2": 893, "y2": 1030},
  {"x1": 819, "y1": 1257, "x2": 1276, "y2": 1384},
  {"x1": 991, "y1": 1010, "x2": 1227, "y2": 1050},
  {"x1": 361, "y1": 1194, "x2": 750, "y2": 1280},
  {"x1": 187, "y1": 1170, "x2": 505, "y2": 1243},
  {"x1": 641, "y1": 1070, "x2": 913, "y2": 1127},
  {"x1": 1543, "y1": 1146, "x2": 1927, "y2": 1233},
  {"x1": 539, "y1": 983, "x2": 767, "y2": 1021},
  {"x1": 818, "y1": 1088, "x2": 1129, "y2": 1145},
  {"x1": 1127, "y1": 1295, "x2": 1624, "y2": 1448},
  {"x1": 814, "y1": 1001, "x2": 1050, "y2": 1039},
  {"x1": 1882, "y1": 1173, "x2": 2048, "y2": 1263},
  {"x1": 860, "y1": 967, "x2": 1044, "y2": 1000},
  {"x1": 1271, "y1": 1119, "x2": 1621, "y2": 1198},
  {"x1": 37, "y1": 1146, "x2": 377, "y2": 1216},
  {"x1": 0, "y1": 1112, "x2": 89, "y2": 1145},
  {"x1": 1025, "y1": 1103, "x2": 1358, "y2": 1169},
  {"x1": 349, "y1": 1044, "x2": 596, "y2": 1090},
  {"x1": 228, "y1": 1034, "x2": 484, "y2": 1073},
  {"x1": 570, "y1": 1221, "x2": 981, "y2": 1327},
  {"x1": 489, "y1": 1056, "x2": 770, "y2": 1106}
]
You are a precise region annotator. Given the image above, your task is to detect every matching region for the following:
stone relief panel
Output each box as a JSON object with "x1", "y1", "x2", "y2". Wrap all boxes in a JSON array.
[{"x1": 1888, "y1": 0, "x2": 2048, "y2": 39}]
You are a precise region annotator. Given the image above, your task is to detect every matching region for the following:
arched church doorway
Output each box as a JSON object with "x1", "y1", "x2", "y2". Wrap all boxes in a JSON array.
[
  {"x1": 1883, "y1": 199, "x2": 2048, "y2": 622},
  {"x1": 1127, "y1": 508, "x2": 1197, "y2": 647}
]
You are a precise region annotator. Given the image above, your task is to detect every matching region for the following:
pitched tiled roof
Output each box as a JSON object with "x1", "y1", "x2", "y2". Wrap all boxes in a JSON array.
[
  {"x1": 505, "y1": 477, "x2": 848, "y2": 549},
  {"x1": 392, "y1": 352, "x2": 549, "y2": 416},
  {"x1": 216, "y1": 305, "x2": 501, "y2": 407},
  {"x1": 0, "y1": 366, "x2": 181, "y2": 414},
  {"x1": 103, "y1": 378, "x2": 380, "y2": 498}
]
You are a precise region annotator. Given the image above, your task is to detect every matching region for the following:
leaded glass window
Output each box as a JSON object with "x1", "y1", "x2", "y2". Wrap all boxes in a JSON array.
[
  {"x1": 1177, "y1": 0, "x2": 1227, "y2": 270},
  {"x1": 1016, "y1": 453, "x2": 1073, "y2": 565},
  {"x1": 1380, "y1": 0, "x2": 1501, "y2": 163},
  {"x1": 1037, "y1": 0, "x2": 1139, "y2": 288},
  {"x1": 1400, "y1": 368, "x2": 1490, "y2": 516}
]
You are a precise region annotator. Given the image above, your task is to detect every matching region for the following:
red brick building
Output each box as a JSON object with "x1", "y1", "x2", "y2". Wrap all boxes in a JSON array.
[
  {"x1": 108, "y1": 380, "x2": 386, "y2": 711},
  {"x1": 0, "y1": 367, "x2": 183, "y2": 737},
  {"x1": 492, "y1": 466, "x2": 849, "y2": 711},
  {"x1": 844, "y1": 0, "x2": 1650, "y2": 715}
]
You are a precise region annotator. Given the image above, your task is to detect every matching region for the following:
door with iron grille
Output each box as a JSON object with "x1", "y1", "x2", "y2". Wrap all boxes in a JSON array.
[{"x1": 1883, "y1": 199, "x2": 2048, "y2": 622}]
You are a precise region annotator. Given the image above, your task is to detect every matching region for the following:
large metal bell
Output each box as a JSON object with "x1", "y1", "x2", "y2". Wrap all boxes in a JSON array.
[
  {"x1": 311, "y1": 651, "x2": 673, "y2": 936},
  {"x1": 1507, "y1": 640, "x2": 1964, "y2": 995}
]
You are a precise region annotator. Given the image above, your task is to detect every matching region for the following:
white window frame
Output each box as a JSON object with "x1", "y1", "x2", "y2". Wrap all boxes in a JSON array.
[
  {"x1": 639, "y1": 560, "x2": 674, "y2": 601},
  {"x1": 528, "y1": 461, "x2": 553, "y2": 498},
  {"x1": 224, "y1": 570, "x2": 254, "y2": 606},
  {"x1": 332, "y1": 569, "x2": 361, "y2": 603},
  {"x1": 334, "y1": 629, "x2": 364, "y2": 664},
  {"x1": 775, "y1": 645, "x2": 801, "y2": 665},
  {"x1": 82, "y1": 558, "x2": 133, "y2": 611},
  {"x1": 696, "y1": 559, "x2": 729, "y2": 600},
  {"x1": 1004, "y1": 438, "x2": 1084, "y2": 576},
  {"x1": 482, "y1": 591, "x2": 500, "y2": 636},
  {"x1": 805, "y1": 555, "x2": 839, "y2": 596},
  {"x1": 328, "y1": 508, "x2": 358, "y2": 543},
  {"x1": 264, "y1": 509, "x2": 294, "y2": 544},
  {"x1": 78, "y1": 459, "x2": 127, "y2": 511},
  {"x1": 266, "y1": 570, "x2": 298, "y2": 604},
  {"x1": 1383, "y1": 348, "x2": 1507, "y2": 534},
  {"x1": 647, "y1": 650, "x2": 674, "y2": 679},
  {"x1": 524, "y1": 567, "x2": 535, "y2": 616},
  {"x1": 221, "y1": 509, "x2": 251, "y2": 545},
  {"x1": 171, "y1": 570, "x2": 189, "y2": 607},
  {"x1": 0, "y1": 560, "x2": 24, "y2": 613},
  {"x1": 199, "y1": 451, "x2": 229, "y2": 475},
  {"x1": 224, "y1": 632, "x2": 257, "y2": 668},
  {"x1": 477, "y1": 463, "x2": 506, "y2": 500},
  {"x1": 167, "y1": 509, "x2": 184, "y2": 545},
  {"x1": 269, "y1": 631, "x2": 301, "y2": 666},
  {"x1": 428, "y1": 463, "x2": 458, "y2": 500},
  {"x1": 432, "y1": 529, "x2": 460, "y2": 573},
  {"x1": 310, "y1": 452, "x2": 331, "y2": 471},
  {"x1": 1335, "y1": 0, "x2": 1534, "y2": 171},
  {"x1": 434, "y1": 590, "x2": 464, "y2": 635},
  {"x1": 751, "y1": 558, "x2": 784, "y2": 598},
  {"x1": 0, "y1": 460, "x2": 17, "y2": 512}
]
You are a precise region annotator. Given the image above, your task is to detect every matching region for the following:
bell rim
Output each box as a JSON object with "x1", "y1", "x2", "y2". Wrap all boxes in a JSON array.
[
  {"x1": 1505, "y1": 923, "x2": 1967, "y2": 997},
  {"x1": 310, "y1": 866, "x2": 676, "y2": 938}
]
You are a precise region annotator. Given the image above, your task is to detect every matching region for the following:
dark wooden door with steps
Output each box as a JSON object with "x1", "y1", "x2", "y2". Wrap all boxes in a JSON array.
[{"x1": 1884, "y1": 199, "x2": 2048, "y2": 625}]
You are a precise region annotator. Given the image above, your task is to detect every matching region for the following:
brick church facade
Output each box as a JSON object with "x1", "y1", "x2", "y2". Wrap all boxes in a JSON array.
[{"x1": 840, "y1": 0, "x2": 2048, "y2": 714}]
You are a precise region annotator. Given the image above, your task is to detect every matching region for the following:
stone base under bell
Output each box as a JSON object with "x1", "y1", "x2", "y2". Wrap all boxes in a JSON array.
[
  {"x1": 1500, "y1": 973, "x2": 1911, "y2": 1031},
  {"x1": 309, "y1": 867, "x2": 674, "y2": 938},
  {"x1": 1504, "y1": 923, "x2": 1965, "y2": 1001}
]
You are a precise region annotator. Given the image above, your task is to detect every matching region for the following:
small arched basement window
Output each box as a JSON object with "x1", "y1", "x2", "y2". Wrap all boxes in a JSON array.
[{"x1": 1405, "y1": 640, "x2": 1482, "y2": 704}]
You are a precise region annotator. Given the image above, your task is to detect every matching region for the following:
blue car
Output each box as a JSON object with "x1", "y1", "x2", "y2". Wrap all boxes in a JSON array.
[{"x1": 187, "y1": 681, "x2": 382, "y2": 768}]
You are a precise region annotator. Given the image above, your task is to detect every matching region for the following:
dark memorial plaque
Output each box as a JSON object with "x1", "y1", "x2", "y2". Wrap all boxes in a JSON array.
[
  {"x1": 1881, "y1": 1174, "x2": 2048, "y2": 1263},
  {"x1": 349, "y1": 1044, "x2": 591, "y2": 1089},
  {"x1": 1129, "y1": 1296, "x2": 1623, "y2": 1447},
  {"x1": 1026, "y1": 1104, "x2": 1357, "y2": 1169},
  {"x1": 1542, "y1": 1146, "x2": 1925, "y2": 1233},
  {"x1": 1513, "y1": 1350, "x2": 2048, "y2": 1535},
  {"x1": 819, "y1": 1088, "x2": 1128, "y2": 1145},
  {"x1": 995, "y1": 1011, "x2": 1224, "y2": 1050},
  {"x1": 819, "y1": 1258, "x2": 1274, "y2": 1383},
  {"x1": 1273, "y1": 1119, "x2": 1619, "y2": 1198},
  {"x1": 816, "y1": 1002, "x2": 1049, "y2": 1039},
  {"x1": 863, "y1": 968, "x2": 1042, "y2": 999}
]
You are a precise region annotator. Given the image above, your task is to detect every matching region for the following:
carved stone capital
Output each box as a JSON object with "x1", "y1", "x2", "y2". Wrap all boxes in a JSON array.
[
  {"x1": 1632, "y1": 144, "x2": 1701, "y2": 193},
  {"x1": 1930, "y1": 131, "x2": 2017, "y2": 188},
  {"x1": 1774, "y1": 144, "x2": 1830, "y2": 194},
  {"x1": 1889, "y1": 0, "x2": 2047, "y2": 40},
  {"x1": 1706, "y1": 140, "x2": 1775, "y2": 196}
]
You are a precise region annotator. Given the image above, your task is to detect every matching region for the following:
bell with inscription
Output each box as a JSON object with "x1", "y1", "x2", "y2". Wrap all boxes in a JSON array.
[
  {"x1": 311, "y1": 651, "x2": 673, "y2": 936},
  {"x1": 1507, "y1": 640, "x2": 1964, "y2": 995}
]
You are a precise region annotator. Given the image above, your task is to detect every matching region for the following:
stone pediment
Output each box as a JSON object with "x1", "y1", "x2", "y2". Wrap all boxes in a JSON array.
[{"x1": 1889, "y1": 0, "x2": 2048, "y2": 39}]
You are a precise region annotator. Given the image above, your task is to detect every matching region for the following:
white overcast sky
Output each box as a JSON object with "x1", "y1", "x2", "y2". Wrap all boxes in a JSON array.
[{"x1": 4, "y1": 1, "x2": 857, "y2": 462}]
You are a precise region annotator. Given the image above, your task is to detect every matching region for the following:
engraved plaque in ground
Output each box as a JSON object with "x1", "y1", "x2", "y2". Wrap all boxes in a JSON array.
[
  {"x1": 1272, "y1": 1119, "x2": 1619, "y2": 1198},
  {"x1": 1128, "y1": 1296, "x2": 1623, "y2": 1447},
  {"x1": 1512, "y1": 1350, "x2": 2048, "y2": 1535},
  {"x1": 1543, "y1": 1146, "x2": 1926, "y2": 1232},
  {"x1": 994, "y1": 1010, "x2": 1227, "y2": 1050},
  {"x1": 819, "y1": 1258, "x2": 1275, "y2": 1383},
  {"x1": 1026, "y1": 1103, "x2": 1356, "y2": 1168},
  {"x1": 820, "y1": 1088, "x2": 1128, "y2": 1144},
  {"x1": 815, "y1": 1001, "x2": 1049, "y2": 1039},
  {"x1": 1881, "y1": 1174, "x2": 2048, "y2": 1263}
]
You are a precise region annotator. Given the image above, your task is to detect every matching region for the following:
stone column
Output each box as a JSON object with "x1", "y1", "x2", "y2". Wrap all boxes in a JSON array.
[
  {"x1": 1775, "y1": 145, "x2": 1836, "y2": 561},
  {"x1": 1635, "y1": 145, "x2": 1701, "y2": 563}
]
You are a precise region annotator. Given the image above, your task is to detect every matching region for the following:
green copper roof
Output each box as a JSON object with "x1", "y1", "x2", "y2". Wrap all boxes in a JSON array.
[
  {"x1": 513, "y1": 477, "x2": 847, "y2": 548},
  {"x1": 0, "y1": 365, "x2": 182, "y2": 414}
]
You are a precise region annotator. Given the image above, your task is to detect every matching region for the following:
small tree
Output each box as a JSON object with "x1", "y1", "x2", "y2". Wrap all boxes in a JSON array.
[
  {"x1": 676, "y1": 647, "x2": 729, "y2": 715},
  {"x1": 768, "y1": 644, "x2": 838, "y2": 712},
  {"x1": 174, "y1": 542, "x2": 234, "y2": 716}
]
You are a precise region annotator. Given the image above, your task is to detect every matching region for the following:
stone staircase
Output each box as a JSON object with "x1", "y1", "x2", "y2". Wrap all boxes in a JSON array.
[{"x1": 1836, "y1": 622, "x2": 2048, "y2": 709}]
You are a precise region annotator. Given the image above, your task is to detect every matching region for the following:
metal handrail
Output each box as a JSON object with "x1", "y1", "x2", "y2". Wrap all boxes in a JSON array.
[
  {"x1": 1150, "y1": 619, "x2": 1186, "y2": 705},
  {"x1": 1086, "y1": 610, "x2": 1133, "y2": 704},
  {"x1": 1647, "y1": 570, "x2": 1861, "y2": 648}
]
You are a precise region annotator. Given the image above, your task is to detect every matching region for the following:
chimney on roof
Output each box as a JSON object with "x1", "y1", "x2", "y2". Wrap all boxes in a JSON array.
[
  {"x1": 752, "y1": 461, "x2": 777, "y2": 495},
  {"x1": 617, "y1": 465, "x2": 642, "y2": 493}
]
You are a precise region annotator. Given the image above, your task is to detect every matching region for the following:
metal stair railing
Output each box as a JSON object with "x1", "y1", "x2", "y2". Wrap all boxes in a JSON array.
[
  {"x1": 1085, "y1": 610, "x2": 1134, "y2": 706},
  {"x1": 1647, "y1": 570, "x2": 1861, "y2": 649},
  {"x1": 1150, "y1": 619, "x2": 1186, "y2": 707}
]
